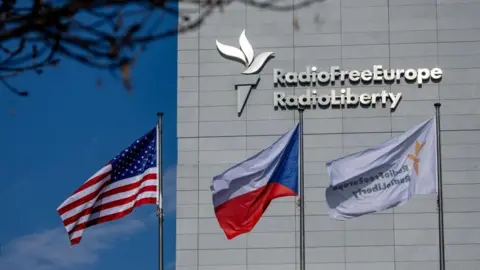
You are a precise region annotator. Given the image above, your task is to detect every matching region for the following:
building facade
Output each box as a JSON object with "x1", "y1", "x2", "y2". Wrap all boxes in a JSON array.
[{"x1": 176, "y1": 0, "x2": 480, "y2": 269}]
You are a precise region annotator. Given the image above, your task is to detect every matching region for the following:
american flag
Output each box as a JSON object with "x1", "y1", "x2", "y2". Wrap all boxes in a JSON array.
[{"x1": 57, "y1": 127, "x2": 159, "y2": 245}]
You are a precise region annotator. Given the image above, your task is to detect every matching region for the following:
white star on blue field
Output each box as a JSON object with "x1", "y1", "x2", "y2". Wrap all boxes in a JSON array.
[{"x1": 0, "y1": 10, "x2": 178, "y2": 270}]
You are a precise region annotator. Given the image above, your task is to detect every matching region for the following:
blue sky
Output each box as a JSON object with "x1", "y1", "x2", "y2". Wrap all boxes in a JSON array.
[{"x1": 0, "y1": 11, "x2": 178, "y2": 270}]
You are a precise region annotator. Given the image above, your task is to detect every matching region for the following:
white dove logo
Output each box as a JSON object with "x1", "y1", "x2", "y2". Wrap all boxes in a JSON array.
[{"x1": 216, "y1": 30, "x2": 274, "y2": 75}]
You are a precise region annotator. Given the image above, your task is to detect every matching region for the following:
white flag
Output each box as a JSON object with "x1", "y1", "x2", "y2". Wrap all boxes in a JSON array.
[{"x1": 326, "y1": 117, "x2": 437, "y2": 220}]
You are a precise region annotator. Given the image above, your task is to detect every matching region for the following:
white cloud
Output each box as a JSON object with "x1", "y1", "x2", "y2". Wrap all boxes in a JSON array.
[{"x1": 0, "y1": 219, "x2": 145, "y2": 270}]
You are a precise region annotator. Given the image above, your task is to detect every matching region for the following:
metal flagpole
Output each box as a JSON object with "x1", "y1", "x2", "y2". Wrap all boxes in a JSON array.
[
  {"x1": 298, "y1": 108, "x2": 306, "y2": 270},
  {"x1": 434, "y1": 103, "x2": 445, "y2": 270},
  {"x1": 156, "y1": 112, "x2": 164, "y2": 270}
]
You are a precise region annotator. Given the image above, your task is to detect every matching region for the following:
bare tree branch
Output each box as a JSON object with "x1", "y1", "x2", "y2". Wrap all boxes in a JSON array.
[{"x1": 0, "y1": 0, "x2": 319, "y2": 96}]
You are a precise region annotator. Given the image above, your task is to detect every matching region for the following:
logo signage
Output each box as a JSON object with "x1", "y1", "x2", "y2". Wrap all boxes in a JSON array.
[
  {"x1": 216, "y1": 30, "x2": 443, "y2": 116},
  {"x1": 216, "y1": 30, "x2": 274, "y2": 116},
  {"x1": 408, "y1": 140, "x2": 426, "y2": 176}
]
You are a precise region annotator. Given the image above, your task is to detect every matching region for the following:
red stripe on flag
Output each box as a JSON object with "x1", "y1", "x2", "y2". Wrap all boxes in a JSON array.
[
  {"x1": 68, "y1": 197, "x2": 156, "y2": 245},
  {"x1": 72, "y1": 170, "x2": 110, "y2": 194},
  {"x1": 58, "y1": 177, "x2": 111, "y2": 215},
  {"x1": 97, "y1": 173, "x2": 157, "y2": 200},
  {"x1": 63, "y1": 184, "x2": 157, "y2": 228}
]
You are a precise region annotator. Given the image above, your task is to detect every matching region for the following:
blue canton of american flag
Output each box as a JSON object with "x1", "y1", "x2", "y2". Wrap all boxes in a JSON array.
[{"x1": 57, "y1": 127, "x2": 159, "y2": 245}]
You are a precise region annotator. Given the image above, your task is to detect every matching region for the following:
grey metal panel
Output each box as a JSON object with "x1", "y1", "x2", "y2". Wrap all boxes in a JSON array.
[
  {"x1": 178, "y1": 122, "x2": 199, "y2": 138},
  {"x1": 177, "y1": 205, "x2": 199, "y2": 218},
  {"x1": 199, "y1": 163, "x2": 235, "y2": 177},
  {"x1": 444, "y1": 198, "x2": 480, "y2": 212},
  {"x1": 178, "y1": 190, "x2": 199, "y2": 204},
  {"x1": 199, "y1": 234, "x2": 246, "y2": 249},
  {"x1": 304, "y1": 134, "x2": 343, "y2": 147},
  {"x1": 306, "y1": 231, "x2": 345, "y2": 247},
  {"x1": 394, "y1": 197, "x2": 437, "y2": 213},
  {"x1": 293, "y1": 0, "x2": 340, "y2": 34},
  {"x1": 390, "y1": 56, "x2": 438, "y2": 68},
  {"x1": 437, "y1": 3, "x2": 480, "y2": 30},
  {"x1": 177, "y1": 250, "x2": 198, "y2": 266},
  {"x1": 445, "y1": 244, "x2": 480, "y2": 260},
  {"x1": 178, "y1": 37, "x2": 199, "y2": 51},
  {"x1": 177, "y1": 234, "x2": 198, "y2": 250},
  {"x1": 246, "y1": 105, "x2": 295, "y2": 121},
  {"x1": 438, "y1": 29, "x2": 480, "y2": 42},
  {"x1": 246, "y1": 120, "x2": 296, "y2": 136},
  {"x1": 177, "y1": 177, "x2": 199, "y2": 190},
  {"x1": 342, "y1": 133, "x2": 392, "y2": 147},
  {"x1": 395, "y1": 245, "x2": 438, "y2": 261},
  {"x1": 389, "y1": 30, "x2": 438, "y2": 44},
  {"x1": 443, "y1": 158, "x2": 480, "y2": 172},
  {"x1": 306, "y1": 264, "x2": 345, "y2": 270},
  {"x1": 346, "y1": 246, "x2": 394, "y2": 262},
  {"x1": 342, "y1": 32, "x2": 389, "y2": 45},
  {"x1": 199, "y1": 121, "x2": 246, "y2": 136},
  {"x1": 390, "y1": 84, "x2": 439, "y2": 101},
  {"x1": 396, "y1": 262, "x2": 438, "y2": 270},
  {"x1": 247, "y1": 232, "x2": 296, "y2": 248},
  {"x1": 199, "y1": 249, "x2": 247, "y2": 265},
  {"x1": 198, "y1": 149, "x2": 247, "y2": 165},
  {"x1": 394, "y1": 229, "x2": 438, "y2": 245},
  {"x1": 179, "y1": 63, "x2": 199, "y2": 77},
  {"x1": 178, "y1": 107, "x2": 198, "y2": 122},
  {"x1": 199, "y1": 136, "x2": 246, "y2": 151},
  {"x1": 305, "y1": 147, "x2": 344, "y2": 162},
  {"x1": 346, "y1": 263, "x2": 394, "y2": 270},
  {"x1": 446, "y1": 261, "x2": 480, "y2": 270},
  {"x1": 394, "y1": 213, "x2": 438, "y2": 229},
  {"x1": 177, "y1": 164, "x2": 198, "y2": 177},
  {"x1": 306, "y1": 215, "x2": 345, "y2": 231},
  {"x1": 251, "y1": 216, "x2": 297, "y2": 232},
  {"x1": 389, "y1": 0, "x2": 435, "y2": 4},
  {"x1": 247, "y1": 248, "x2": 296, "y2": 264},
  {"x1": 199, "y1": 266, "x2": 246, "y2": 270},
  {"x1": 389, "y1": 5, "x2": 437, "y2": 31},
  {"x1": 294, "y1": 33, "x2": 342, "y2": 47},
  {"x1": 343, "y1": 117, "x2": 392, "y2": 133},
  {"x1": 177, "y1": 266, "x2": 199, "y2": 270},
  {"x1": 306, "y1": 247, "x2": 345, "y2": 263},
  {"x1": 390, "y1": 43, "x2": 438, "y2": 58},
  {"x1": 445, "y1": 228, "x2": 480, "y2": 244},
  {"x1": 345, "y1": 230, "x2": 394, "y2": 246},
  {"x1": 345, "y1": 214, "x2": 393, "y2": 230},
  {"x1": 178, "y1": 92, "x2": 199, "y2": 107},
  {"x1": 342, "y1": 45, "x2": 389, "y2": 59},
  {"x1": 177, "y1": 218, "x2": 199, "y2": 234},
  {"x1": 304, "y1": 118, "x2": 343, "y2": 134},
  {"x1": 342, "y1": 57, "x2": 390, "y2": 70},
  {"x1": 445, "y1": 212, "x2": 480, "y2": 228},
  {"x1": 247, "y1": 265, "x2": 296, "y2": 270},
  {"x1": 179, "y1": 50, "x2": 199, "y2": 63},
  {"x1": 199, "y1": 91, "x2": 237, "y2": 107},
  {"x1": 178, "y1": 150, "x2": 199, "y2": 165},
  {"x1": 341, "y1": 6, "x2": 389, "y2": 33},
  {"x1": 178, "y1": 76, "x2": 198, "y2": 92}
]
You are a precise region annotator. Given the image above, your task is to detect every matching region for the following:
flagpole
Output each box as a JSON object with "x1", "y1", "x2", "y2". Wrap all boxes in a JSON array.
[
  {"x1": 434, "y1": 103, "x2": 445, "y2": 270},
  {"x1": 298, "y1": 108, "x2": 306, "y2": 270},
  {"x1": 156, "y1": 112, "x2": 164, "y2": 270}
]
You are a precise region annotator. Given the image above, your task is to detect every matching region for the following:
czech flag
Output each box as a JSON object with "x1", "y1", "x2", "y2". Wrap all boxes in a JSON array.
[{"x1": 210, "y1": 124, "x2": 299, "y2": 239}]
